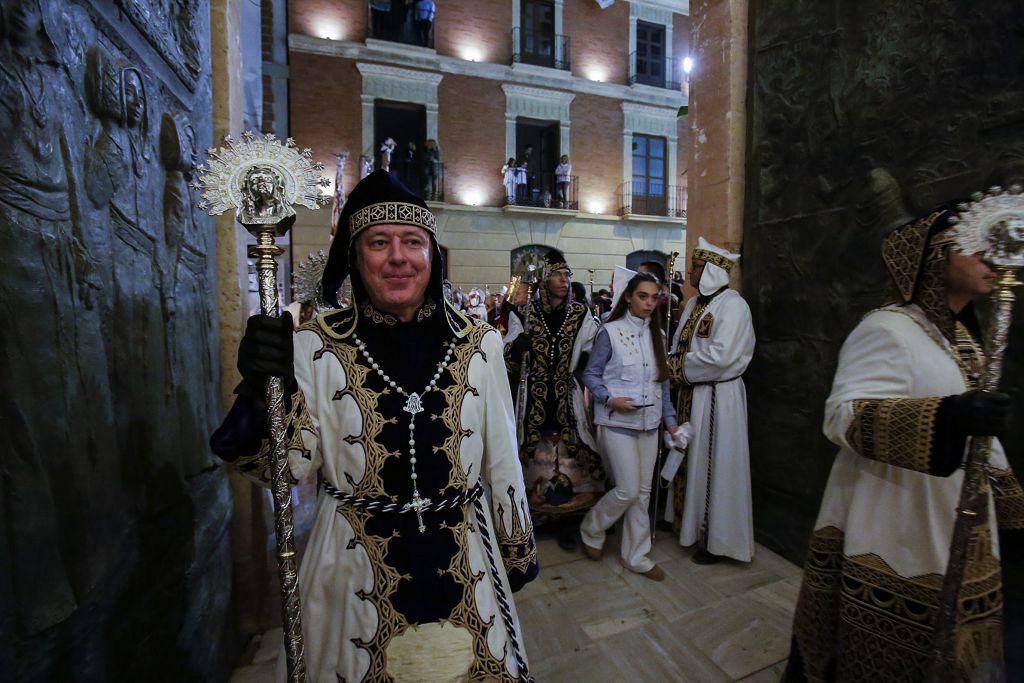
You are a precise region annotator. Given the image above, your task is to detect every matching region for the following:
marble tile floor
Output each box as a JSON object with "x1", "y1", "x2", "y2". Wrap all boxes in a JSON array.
[{"x1": 229, "y1": 527, "x2": 802, "y2": 683}]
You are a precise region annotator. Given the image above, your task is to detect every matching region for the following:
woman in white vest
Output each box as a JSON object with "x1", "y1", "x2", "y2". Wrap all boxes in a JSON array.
[{"x1": 579, "y1": 272, "x2": 678, "y2": 581}]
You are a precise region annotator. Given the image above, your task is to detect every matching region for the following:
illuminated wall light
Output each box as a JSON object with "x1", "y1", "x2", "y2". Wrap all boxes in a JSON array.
[
  {"x1": 586, "y1": 67, "x2": 606, "y2": 82},
  {"x1": 463, "y1": 189, "x2": 483, "y2": 207},
  {"x1": 682, "y1": 56, "x2": 694, "y2": 75},
  {"x1": 462, "y1": 46, "x2": 483, "y2": 62},
  {"x1": 588, "y1": 201, "x2": 606, "y2": 214},
  {"x1": 316, "y1": 18, "x2": 343, "y2": 41}
]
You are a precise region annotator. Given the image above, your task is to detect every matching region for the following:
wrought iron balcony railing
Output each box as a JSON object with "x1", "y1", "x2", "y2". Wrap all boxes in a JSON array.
[
  {"x1": 628, "y1": 52, "x2": 682, "y2": 91},
  {"x1": 617, "y1": 181, "x2": 687, "y2": 218},
  {"x1": 502, "y1": 173, "x2": 578, "y2": 210},
  {"x1": 367, "y1": 2, "x2": 435, "y2": 49},
  {"x1": 512, "y1": 27, "x2": 570, "y2": 71}
]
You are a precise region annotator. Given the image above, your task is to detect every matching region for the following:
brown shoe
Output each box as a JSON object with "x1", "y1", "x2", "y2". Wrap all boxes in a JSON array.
[
  {"x1": 581, "y1": 536, "x2": 602, "y2": 561},
  {"x1": 639, "y1": 564, "x2": 665, "y2": 582}
]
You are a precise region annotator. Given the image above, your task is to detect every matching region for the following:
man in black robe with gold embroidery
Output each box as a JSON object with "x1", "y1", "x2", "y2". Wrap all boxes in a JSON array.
[
  {"x1": 211, "y1": 171, "x2": 538, "y2": 682},
  {"x1": 503, "y1": 248, "x2": 604, "y2": 550}
]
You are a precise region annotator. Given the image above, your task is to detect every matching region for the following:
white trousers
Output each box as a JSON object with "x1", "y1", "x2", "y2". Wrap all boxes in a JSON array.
[{"x1": 580, "y1": 426, "x2": 658, "y2": 573}]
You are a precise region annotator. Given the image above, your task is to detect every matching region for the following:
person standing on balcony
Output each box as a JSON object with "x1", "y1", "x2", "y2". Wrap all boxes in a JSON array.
[
  {"x1": 520, "y1": 145, "x2": 535, "y2": 202},
  {"x1": 665, "y1": 238, "x2": 755, "y2": 564},
  {"x1": 401, "y1": 140, "x2": 420, "y2": 194},
  {"x1": 579, "y1": 272, "x2": 678, "y2": 581},
  {"x1": 554, "y1": 155, "x2": 571, "y2": 208},
  {"x1": 504, "y1": 248, "x2": 605, "y2": 551},
  {"x1": 413, "y1": 0, "x2": 435, "y2": 47},
  {"x1": 422, "y1": 138, "x2": 440, "y2": 201},
  {"x1": 502, "y1": 158, "x2": 518, "y2": 205}
]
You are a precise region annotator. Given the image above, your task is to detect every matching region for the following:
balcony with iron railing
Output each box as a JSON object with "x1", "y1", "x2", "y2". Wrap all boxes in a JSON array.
[
  {"x1": 511, "y1": 27, "x2": 570, "y2": 71},
  {"x1": 502, "y1": 173, "x2": 578, "y2": 210},
  {"x1": 617, "y1": 181, "x2": 687, "y2": 219},
  {"x1": 367, "y1": 1, "x2": 434, "y2": 49},
  {"x1": 628, "y1": 52, "x2": 682, "y2": 91},
  {"x1": 395, "y1": 161, "x2": 445, "y2": 203}
]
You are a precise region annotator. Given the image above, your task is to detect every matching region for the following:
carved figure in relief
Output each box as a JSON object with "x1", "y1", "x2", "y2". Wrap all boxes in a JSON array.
[
  {"x1": 160, "y1": 111, "x2": 198, "y2": 317},
  {"x1": 0, "y1": 0, "x2": 111, "y2": 638}
]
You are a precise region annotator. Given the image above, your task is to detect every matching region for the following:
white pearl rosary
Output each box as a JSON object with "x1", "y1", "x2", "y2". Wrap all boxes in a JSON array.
[{"x1": 354, "y1": 334, "x2": 456, "y2": 532}]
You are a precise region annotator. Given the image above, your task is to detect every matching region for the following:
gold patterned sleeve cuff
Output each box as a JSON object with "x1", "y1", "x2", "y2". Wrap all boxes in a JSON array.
[
  {"x1": 991, "y1": 468, "x2": 1024, "y2": 530},
  {"x1": 845, "y1": 397, "x2": 944, "y2": 473},
  {"x1": 234, "y1": 388, "x2": 313, "y2": 486},
  {"x1": 667, "y1": 353, "x2": 688, "y2": 385}
]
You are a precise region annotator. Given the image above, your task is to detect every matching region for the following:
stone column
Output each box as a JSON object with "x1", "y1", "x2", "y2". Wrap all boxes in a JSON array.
[
  {"x1": 212, "y1": 0, "x2": 249, "y2": 410},
  {"x1": 686, "y1": 0, "x2": 748, "y2": 289},
  {"x1": 211, "y1": 0, "x2": 271, "y2": 639}
]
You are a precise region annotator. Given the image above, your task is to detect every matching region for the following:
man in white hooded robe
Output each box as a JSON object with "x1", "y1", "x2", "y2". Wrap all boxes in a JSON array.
[{"x1": 665, "y1": 237, "x2": 756, "y2": 564}]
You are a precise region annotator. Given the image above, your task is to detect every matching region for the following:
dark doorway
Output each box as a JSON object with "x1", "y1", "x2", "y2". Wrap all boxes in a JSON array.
[
  {"x1": 515, "y1": 117, "x2": 559, "y2": 206},
  {"x1": 635, "y1": 21, "x2": 666, "y2": 88},
  {"x1": 374, "y1": 100, "x2": 427, "y2": 196}
]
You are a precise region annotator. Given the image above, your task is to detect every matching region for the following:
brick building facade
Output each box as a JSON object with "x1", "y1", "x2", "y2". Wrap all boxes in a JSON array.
[{"x1": 285, "y1": 0, "x2": 691, "y2": 292}]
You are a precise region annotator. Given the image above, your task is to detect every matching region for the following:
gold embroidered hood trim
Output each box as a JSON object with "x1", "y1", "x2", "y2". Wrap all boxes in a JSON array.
[
  {"x1": 349, "y1": 200, "x2": 436, "y2": 238},
  {"x1": 882, "y1": 210, "x2": 958, "y2": 342},
  {"x1": 693, "y1": 248, "x2": 734, "y2": 273}
]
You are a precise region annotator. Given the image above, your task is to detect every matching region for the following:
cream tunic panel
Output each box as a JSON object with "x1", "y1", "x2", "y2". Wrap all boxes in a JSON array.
[
  {"x1": 279, "y1": 325, "x2": 531, "y2": 683},
  {"x1": 815, "y1": 304, "x2": 1005, "y2": 579}
]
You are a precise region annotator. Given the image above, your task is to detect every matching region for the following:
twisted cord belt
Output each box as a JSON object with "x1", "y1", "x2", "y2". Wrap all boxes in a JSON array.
[
  {"x1": 320, "y1": 478, "x2": 534, "y2": 682},
  {"x1": 321, "y1": 480, "x2": 484, "y2": 513}
]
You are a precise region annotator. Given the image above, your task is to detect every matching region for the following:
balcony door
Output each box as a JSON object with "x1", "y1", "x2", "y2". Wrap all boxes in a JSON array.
[
  {"x1": 521, "y1": 0, "x2": 555, "y2": 67},
  {"x1": 636, "y1": 21, "x2": 666, "y2": 88},
  {"x1": 374, "y1": 100, "x2": 427, "y2": 194},
  {"x1": 632, "y1": 134, "x2": 667, "y2": 216}
]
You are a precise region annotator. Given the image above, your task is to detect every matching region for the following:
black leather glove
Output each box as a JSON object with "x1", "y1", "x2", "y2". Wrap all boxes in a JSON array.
[
  {"x1": 209, "y1": 383, "x2": 269, "y2": 462},
  {"x1": 949, "y1": 390, "x2": 1011, "y2": 439},
  {"x1": 238, "y1": 312, "x2": 294, "y2": 391},
  {"x1": 510, "y1": 332, "x2": 532, "y2": 358}
]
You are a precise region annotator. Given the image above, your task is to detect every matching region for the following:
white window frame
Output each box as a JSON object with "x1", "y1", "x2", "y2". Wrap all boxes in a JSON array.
[
  {"x1": 502, "y1": 84, "x2": 575, "y2": 162},
  {"x1": 629, "y1": 2, "x2": 674, "y2": 85},
  {"x1": 357, "y1": 62, "x2": 444, "y2": 158},
  {"x1": 621, "y1": 102, "x2": 678, "y2": 193},
  {"x1": 511, "y1": 0, "x2": 566, "y2": 69}
]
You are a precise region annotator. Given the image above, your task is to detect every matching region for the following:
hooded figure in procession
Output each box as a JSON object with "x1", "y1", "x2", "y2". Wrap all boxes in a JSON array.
[
  {"x1": 210, "y1": 170, "x2": 538, "y2": 682},
  {"x1": 665, "y1": 237, "x2": 756, "y2": 564},
  {"x1": 503, "y1": 248, "x2": 604, "y2": 548},
  {"x1": 783, "y1": 210, "x2": 1023, "y2": 683}
]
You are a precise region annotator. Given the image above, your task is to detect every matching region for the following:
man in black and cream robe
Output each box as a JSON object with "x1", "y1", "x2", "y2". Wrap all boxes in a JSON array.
[
  {"x1": 213, "y1": 171, "x2": 538, "y2": 682},
  {"x1": 503, "y1": 248, "x2": 603, "y2": 549}
]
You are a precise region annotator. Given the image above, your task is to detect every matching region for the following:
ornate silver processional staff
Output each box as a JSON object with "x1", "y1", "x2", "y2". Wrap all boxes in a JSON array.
[
  {"x1": 193, "y1": 132, "x2": 330, "y2": 683},
  {"x1": 928, "y1": 185, "x2": 1024, "y2": 682}
]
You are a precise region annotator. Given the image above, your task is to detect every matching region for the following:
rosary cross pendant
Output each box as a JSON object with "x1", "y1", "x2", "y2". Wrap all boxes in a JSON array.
[
  {"x1": 404, "y1": 392, "x2": 424, "y2": 416},
  {"x1": 405, "y1": 493, "x2": 431, "y2": 533}
]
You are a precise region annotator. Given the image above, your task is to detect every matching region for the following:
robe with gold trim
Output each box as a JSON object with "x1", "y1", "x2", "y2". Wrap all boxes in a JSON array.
[
  {"x1": 233, "y1": 302, "x2": 538, "y2": 682},
  {"x1": 785, "y1": 304, "x2": 1024, "y2": 682}
]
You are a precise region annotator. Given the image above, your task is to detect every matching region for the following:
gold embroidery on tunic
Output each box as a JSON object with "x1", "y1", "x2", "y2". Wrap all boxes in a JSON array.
[
  {"x1": 236, "y1": 388, "x2": 315, "y2": 484},
  {"x1": 791, "y1": 524, "x2": 1004, "y2": 683},
  {"x1": 441, "y1": 513, "x2": 518, "y2": 682},
  {"x1": 497, "y1": 485, "x2": 536, "y2": 574},
  {"x1": 433, "y1": 324, "x2": 489, "y2": 491},
  {"x1": 696, "y1": 313, "x2": 714, "y2": 338},
  {"x1": 991, "y1": 467, "x2": 1024, "y2": 530},
  {"x1": 845, "y1": 397, "x2": 942, "y2": 473},
  {"x1": 343, "y1": 506, "x2": 409, "y2": 682},
  {"x1": 322, "y1": 338, "x2": 402, "y2": 499}
]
